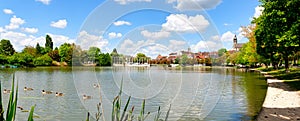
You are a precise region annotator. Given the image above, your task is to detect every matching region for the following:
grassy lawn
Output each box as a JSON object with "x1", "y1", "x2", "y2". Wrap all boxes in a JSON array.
[{"x1": 257, "y1": 67, "x2": 300, "y2": 90}]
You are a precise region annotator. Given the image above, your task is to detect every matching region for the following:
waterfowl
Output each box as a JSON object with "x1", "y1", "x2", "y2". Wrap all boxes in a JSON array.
[
  {"x1": 3, "y1": 89, "x2": 11, "y2": 94},
  {"x1": 41, "y1": 90, "x2": 53, "y2": 94},
  {"x1": 24, "y1": 87, "x2": 34, "y2": 91},
  {"x1": 55, "y1": 92, "x2": 64, "y2": 97},
  {"x1": 93, "y1": 83, "x2": 100, "y2": 88},
  {"x1": 17, "y1": 106, "x2": 29, "y2": 112},
  {"x1": 83, "y1": 95, "x2": 92, "y2": 100}
]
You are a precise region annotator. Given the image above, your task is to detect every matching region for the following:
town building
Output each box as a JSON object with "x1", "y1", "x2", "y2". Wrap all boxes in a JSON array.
[{"x1": 233, "y1": 35, "x2": 245, "y2": 51}]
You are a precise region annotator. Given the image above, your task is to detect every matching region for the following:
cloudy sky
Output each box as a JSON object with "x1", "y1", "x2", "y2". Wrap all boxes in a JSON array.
[{"x1": 0, "y1": 0, "x2": 263, "y2": 58}]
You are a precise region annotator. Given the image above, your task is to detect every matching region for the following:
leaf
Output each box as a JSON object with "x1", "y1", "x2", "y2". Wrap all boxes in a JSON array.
[
  {"x1": 120, "y1": 96, "x2": 131, "y2": 121},
  {"x1": 27, "y1": 105, "x2": 35, "y2": 121}
]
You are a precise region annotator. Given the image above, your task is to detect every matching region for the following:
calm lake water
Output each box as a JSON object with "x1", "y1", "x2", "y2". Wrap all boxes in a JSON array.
[{"x1": 0, "y1": 66, "x2": 267, "y2": 121}]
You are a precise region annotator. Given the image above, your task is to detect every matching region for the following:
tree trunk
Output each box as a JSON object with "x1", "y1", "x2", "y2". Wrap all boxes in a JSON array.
[{"x1": 284, "y1": 54, "x2": 289, "y2": 73}]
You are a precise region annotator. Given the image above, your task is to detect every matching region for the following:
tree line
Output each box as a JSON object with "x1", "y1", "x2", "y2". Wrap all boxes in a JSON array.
[{"x1": 0, "y1": 35, "x2": 112, "y2": 67}]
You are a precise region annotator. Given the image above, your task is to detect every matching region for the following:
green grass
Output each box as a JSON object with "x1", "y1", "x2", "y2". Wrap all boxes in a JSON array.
[{"x1": 259, "y1": 67, "x2": 300, "y2": 90}]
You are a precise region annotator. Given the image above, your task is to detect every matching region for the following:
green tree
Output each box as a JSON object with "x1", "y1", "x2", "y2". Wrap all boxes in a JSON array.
[
  {"x1": 180, "y1": 54, "x2": 188, "y2": 65},
  {"x1": 218, "y1": 48, "x2": 227, "y2": 57},
  {"x1": 111, "y1": 48, "x2": 118, "y2": 56},
  {"x1": 254, "y1": 0, "x2": 300, "y2": 72},
  {"x1": 135, "y1": 53, "x2": 148, "y2": 63},
  {"x1": 0, "y1": 39, "x2": 15, "y2": 56},
  {"x1": 59, "y1": 43, "x2": 73, "y2": 64},
  {"x1": 0, "y1": 54, "x2": 8, "y2": 65},
  {"x1": 7, "y1": 53, "x2": 34, "y2": 66},
  {"x1": 35, "y1": 43, "x2": 43, "y2": 55},
  {"x1": 45, "y1": 35, "x2": 53, "y2": 50},
  {"x1": 174, "y1": 57, "x2": 180, "y2": 64},
  {"x1": 98, "y1": 53, "x2": 111, "y2": 66},
  {"x1": 33, "y1": 54, "x2": 53, "y2": 66},
  {"x1": 22, "y1": 46, "x2": 37, "y2": 57},
  {"x1": 48, "y1": 50, "x2": 60, "y2": 62}
]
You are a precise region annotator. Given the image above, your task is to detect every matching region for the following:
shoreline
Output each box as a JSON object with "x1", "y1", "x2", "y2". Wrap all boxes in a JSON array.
[{"x1": 255, "y1": 70, "x2": 300, "y2": 120}]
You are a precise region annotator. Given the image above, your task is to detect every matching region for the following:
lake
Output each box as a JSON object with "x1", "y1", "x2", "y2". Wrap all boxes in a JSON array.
[{"x1": 0, "y1": 66, "x2": 267, "y2": 121}]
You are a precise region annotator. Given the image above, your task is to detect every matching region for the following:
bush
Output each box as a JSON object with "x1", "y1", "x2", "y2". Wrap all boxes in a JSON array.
[{"x1": 33, "y1": 54, "x2": 53, "y2": 66}]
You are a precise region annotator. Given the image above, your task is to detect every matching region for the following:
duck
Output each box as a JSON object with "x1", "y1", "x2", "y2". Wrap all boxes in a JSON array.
[
  {"x1": 41, "y1": 90, "x2": 53, "y2": 95},
  {"x1": 55, "y1": 92, "x2": 64, "y2": 97},
  {"x1": 93, "y1": 83, "x2": 100, "y2": 88},
  {"x1": 3, "y1": 89, "x2": 11, "y2": 94},
  {"x1": 83, "y1": 95, "x2": 92, "y2": 100},
  {"x1": 17, "y1": 106, "x2": 29, "y2": 112},
  {"x1": 24, "y1": 87, "x2": 34, "y2": 91}
]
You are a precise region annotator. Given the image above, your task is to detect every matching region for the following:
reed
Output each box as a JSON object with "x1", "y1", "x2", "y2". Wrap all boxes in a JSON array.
[
  {"x1": 85, "y1": 78, "x2": 172, "y2": 121},
  {"x1": 0, "y1": 73, "x2": 36, "y2": 121}
]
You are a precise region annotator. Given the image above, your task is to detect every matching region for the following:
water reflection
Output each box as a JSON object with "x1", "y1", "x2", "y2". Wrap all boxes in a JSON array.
[{"x1": 0, "y1": 67, "x2": 266, "y2": 120}]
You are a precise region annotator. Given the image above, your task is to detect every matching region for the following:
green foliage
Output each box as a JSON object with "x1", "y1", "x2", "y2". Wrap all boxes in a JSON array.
[
  {"x1": 33, "y1": 54, "x2": 53, "y2": 66},
  {"x1": 45, "y1": 35, "x2": 53, "y2": 50},
  {"x1": 98, "y1": 53, "x2": 111, "y2": 66},
  {"x1": 48, "y1": 50, "x2": 60, "y2": 62},
  {"x1": 0, "y1": 39, "x2": 15, "y2": 56},
  {"x1": 254, "y1": 0, "x2": 300, "y2": 71},
  {"x1": 22, "y1": 46, "x2": 37, "y2": 57},
  {"x1": 0, "y1": 54, "x2": 8, "y2": 65},
  {"x1": 8, "y1": 53, "x2": 34, "y2": 66},
  {"x1": 27, "y1": 105, "x2": 35, "y2": 121},
  {"x1": 218, "y1": 48, "x2": 227, "y2": 57},
  {"x1": 111, "y1": 48, "x2": 119, "y2": 57},
  {"x1": 59, "y1": 43, "x2": 73, "y2": 63},
  {"x1": 180, "y1": 54, "x2": 188, "y2": 65},
  {"x1": 35, "y1": 43, "x2": 43, "y2": 55}
]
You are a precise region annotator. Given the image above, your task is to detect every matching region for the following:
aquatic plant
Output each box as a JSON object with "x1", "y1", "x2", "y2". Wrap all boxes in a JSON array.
[
  {"x1": 0, "y1": 73, "x2": 36, "y2": 121},
  {"x1": 86, "y1": 79, "x2": 171, "y2": 121}
]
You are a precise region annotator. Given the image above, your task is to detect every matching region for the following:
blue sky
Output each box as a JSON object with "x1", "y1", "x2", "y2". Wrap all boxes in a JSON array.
[{"x1": 0, "y1": 0, "x2": 263, "y2": 58}]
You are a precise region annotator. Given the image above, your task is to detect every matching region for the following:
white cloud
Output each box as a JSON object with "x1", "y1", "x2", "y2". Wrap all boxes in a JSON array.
[
  {"x1": 168, "y1": 40, "x2": 187, "y2": 51},
  {"x1": 118, "y1": 39, "x2": 169, "y2": 58},
  {"x1": 3, "y1": 9, "x2": 14, "y2": 14},
  {"x1": 46, "y1": 33, "x2": 75, "y2": 47},
  {"x1": 113, "y1": 21, "x2": 132, "y2": 26},
  {"x1": 5, "y1": 15, "x2": 25, "y2": 30},
  {"x1": 0, "y1": 31, "x2": 75, "y2": 51},
  {"x1": 36, "y1": 0, "x2": 51, "y2": 5},
  {"x1": 167, "y1": 0, "x2": 222, "y2": 11},
  {"x1": 50, "y1": 19, "x2": 67, "y2": 29},
  {"x1": 141, "y1": 30, "x2": 170, "y2": 40},
  {"x1": 108, "y1": 32, "x2": 122, "y2": 39},
  {"x1": 0, "y1": 27, "x2": 5, "y2": 33},
  {"x1": 162, "y1": 14, "x2": 209, "y2": 33},
  {"x1": 77, "y1": 31, "x2": 108, "y2": 50},
  {"x1": 250, "y1": 6, "x2": 264, "y2": 21},
  {"x1": 221, "y1": 31, "x2": 235, "y2": 42},
  {"x1": 191, "y1": 35, "x2": 222, "y2": 52},
  {"x1": 114, "y1": 0, "x2": 151, "y2": 5},
  {"x1": 253, "y1": 6, "x2": 264, "y2": 19},
  {"x1": 22, "y1": 27, "x2": 38, "y2": 34}
]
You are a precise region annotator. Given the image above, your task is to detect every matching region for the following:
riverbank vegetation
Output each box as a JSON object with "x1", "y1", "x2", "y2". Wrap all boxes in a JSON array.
[{"x1": 0, "y1": 35, "x2": 112, "y2": 67}]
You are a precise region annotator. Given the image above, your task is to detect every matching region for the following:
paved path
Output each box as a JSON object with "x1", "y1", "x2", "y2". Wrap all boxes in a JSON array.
[{"x1": 257, "y1": 79, "x2": 300, "y2": 121}]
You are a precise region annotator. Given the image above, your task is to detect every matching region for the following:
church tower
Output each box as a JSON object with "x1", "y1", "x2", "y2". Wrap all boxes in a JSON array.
[{"x1": 233, "y1": 35, "x2": 237, "y2": 50}]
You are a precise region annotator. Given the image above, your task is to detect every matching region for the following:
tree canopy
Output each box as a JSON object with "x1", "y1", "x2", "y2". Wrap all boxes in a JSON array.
[
  {"x1": 0, "y1": 39, "x2": 15, "y2": 56},
  {"x1": 254, "y1": 0, "x2": 300, "y2": 71}
]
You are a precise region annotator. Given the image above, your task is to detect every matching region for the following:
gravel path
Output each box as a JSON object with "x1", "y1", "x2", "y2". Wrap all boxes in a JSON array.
[{"x1": 257, "y1": 78, "x2": 300, "y2": 121}]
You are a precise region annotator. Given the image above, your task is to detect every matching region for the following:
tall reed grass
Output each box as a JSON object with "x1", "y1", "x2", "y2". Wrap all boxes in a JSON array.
[{"x1": 0, "y1": 73, "x2": 35, "y2": 121}]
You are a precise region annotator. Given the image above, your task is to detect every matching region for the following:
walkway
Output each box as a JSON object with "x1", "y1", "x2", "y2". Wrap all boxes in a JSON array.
[{"x1": 257, "y1": 78, "x2": 300, "y2": 120}]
